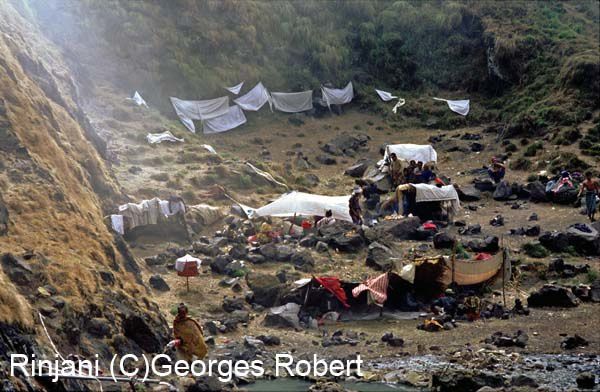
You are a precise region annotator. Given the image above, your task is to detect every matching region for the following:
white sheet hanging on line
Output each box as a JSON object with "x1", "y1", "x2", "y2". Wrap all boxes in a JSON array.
[
  {"x1": 146, "y1": 131, "x2": 184, "y2": 144},
  {"x1": 433, "y1": 97, "x2": 470, "y2": 116},
  {"x1": 234, "y1": 82, "x2": 272, "y2": 111},
  {"x1": 392, "y1": 98, "x2": 406, "y2": 114},
  {"x1": 251, "y1": 191, "x2": 352, "y2": 222},
  {"x1": 225, "y1": 81, "x2": 244, "y2": 95},
  {"x1": 203, "y1": 105, "x2": 247, "y2": 134},
  {"x1": 321, "y1": 82, "x2": 353, "y2": 109},
  {"x1": 270, "y1": 90, "x2": 313, "y2": 113},
  {"x1": 375, "y1": 89, "x2": 397, "y2": 102},
  {"x1": 201, "y1": 144, "x2": 217, "y2": 154},
  {"x1": 170, "y1": 96, "x2": 230, "y2": 133},
  {"x1": 126, "y1": 91, "x2": 148, "y2": 108},
  {"x1": 110, "y1": 214, "x2": 124, "y2": 235}
]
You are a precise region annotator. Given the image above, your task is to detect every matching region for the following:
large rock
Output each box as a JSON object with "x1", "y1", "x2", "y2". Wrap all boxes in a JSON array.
[
  {"x1": 492, "y1": 180, "x2": 512, "y2": 201},
  {"x1": 210, "y1": 255, "x2": 233, "y2": 274},
  {"x1": 290, "y1": 250, "x2": 314, "y2": 272},
  {"x1": 1, "y1": 253, "x2": 33, "y2": 286},
  {"x1": 473, "y1": 178, "x2": 496, "y2": 192},
  {"x1": 566, "y1": 223, "x2": 600, "y2": 256},
  {"x1": 122, "y1": 314, "x2": 166, "y2": 352},
  {"x1": 259, "y1": 243, "x2": 278, "y2": 260},
  {"x1": 317, "y1": 221, "x2": 364, "y2": 252},
  {"x1": 344, "y1": 161, "x2": 370, "y2": 177},
  {"x1": 321, "y1": 133, "x2": 369, "y2": 156},
  {"x1": 539, "y1": 231, "x2": 569, "y2": 252},
  {"x1": 526, "y1": 181, "x2": 547, "y2": 202},
  {"x1": 366, "y1": 242, "x2": 395, "y2": 271},
  {"x1": 246, "y1": 273, "x2": 286, "y2": 307},
  {"x1": 455, "y1": 185, "x2": 481, "y2": 202},
  {"x1": 464, "y1": 236, "x2": 499, "y2": 253},
  {"x1": 274, "y1": 245, "x2": 294, "y2": 261},
  {"x1": 264, "y1": 303, "x2": 301, "y2": 329},
  {"x1": 527, "y1": 284, "x2": 580, "y2": 308},
  {"x1": 369, "y1": 217, "x2": 421, "y2": 241},
  {"x1": 149, "y1": 275, "x2": 170, "y2": 292},
  {"x1": 433, "y1": 232, "x2": 456, "y2": 249},
  {"x1": 362, "y1": 166, "x2": 393, "y2": 193}
]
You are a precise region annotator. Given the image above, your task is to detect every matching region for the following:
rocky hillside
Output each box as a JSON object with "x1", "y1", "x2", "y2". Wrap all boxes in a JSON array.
[{"x1": 0, "y1": 2, "x2": 168, "y2": 389}]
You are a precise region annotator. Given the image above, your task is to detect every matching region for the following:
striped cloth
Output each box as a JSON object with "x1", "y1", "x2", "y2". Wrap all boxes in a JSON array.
[{"x1": 352, "y1": 272, "x2": 389, "y2": 304}]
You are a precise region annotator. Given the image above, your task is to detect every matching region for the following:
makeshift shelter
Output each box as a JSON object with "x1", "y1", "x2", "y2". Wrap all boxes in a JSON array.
[
  {"x1": 146, "y1": 131, "x2": 184, "y2": 144},
  {"x1": 234, "y1": 82, "x2": 272, "y2": 111},
  {"x1": 250, "y1": 191, "x2": 352, "y2": 222},
  {"x1": 433, "y1": 97, "x2": 470, "y2": 116},
  {"x1": 176, "y1": 254, "x2": 202, "y2": 292},
  {"x1": 321, "y1": 82, "x2": 353, "y2": 109},
  {"x1": 170, "y1": 96, "x2": 230, "y2": 133},
  {"x1": 442, "y1": 256, "x2": 504, "y2": 286},
  {"x1": 203, "y1": 105, "x2": 247, "y2": 134},
  {"x1": 382, "y1": 144, "x2": 438, "y2": 164},
  {"x1": 406, "y1": 183, "x2": 460, "y2": 221},
  {"x1": 225, "y1": 81, "x2": 244, "y2": 95},
  {"x1": 270, "y1": 90, "x2": 313, "y2": 113}
]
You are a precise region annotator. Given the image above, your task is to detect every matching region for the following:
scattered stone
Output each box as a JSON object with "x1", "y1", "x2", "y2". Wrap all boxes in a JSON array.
[
  {"x1": 511, "y1": 374, "x2": 538, "y2": 388},
  {"x1": 458, "y1": 224, "x2": 481, "y2": 236},
  {"x1": 465, "y1": 236, "x2": 499, "y2": 253},
  {"x1": 484, "y1": 330, "x2": 528, "y2": 348},
  {"x1": 246, "y1": 273, "x2": 285, "y2": 307},
  {"x1": 256, "y1": 335, "x2": 281, "y2": 346},
  {"x1": 489, "y1": 215, "x2": 504, "y2": 226},
  {"x1": 433, "y1": 232, "x2": 456, "y2": 249},
  {"x1": 291, "y1": 250, "x2": 315, "y2": 272},
  {"x1": 576, "y1": 372, "x2": 596, "y2": 389},
  {"x1": 366, "y1": 242, "x2": 395, "y2": 271},
  {"x1": 539, "y1": 231, "x2": 569, "y2": 252},
  {"x1": 528, "y1": 213, "x2": 538, "y2": 221},
  {"x1": 344, "y1": 161, "x2": 369, "y2": 177},
  {"x1": 222, "y1": 297, "x2": 245, "y2": 313},
  {"x1": 149, "y1": 275, "x2": 170, "y2": 292},
  {"x1": 264, "y1": 303, "x2": 300, "y2": 329},
  {"x1": 316, "y1": 155, "x2": 337, "y2": 165},
  {"x1": 1, "y1": 253, "x2": 33, "y2": 286},
  {"x1": 561, "y1": 334, "x2": 589, "y2": 350},
  {"x1": 315, "y1": 241, "x2": 329, "y2": 253}
]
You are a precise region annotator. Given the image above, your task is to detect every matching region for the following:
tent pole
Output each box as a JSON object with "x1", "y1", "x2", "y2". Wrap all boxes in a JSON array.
[
  {"x1": 186, "y1": 276, "x2": 189, "y2": 292},
  {"x1": 501, "y1": 235, "x2": 506, "y2": 307},
  {"x1": 451, "y1": 242, "x2": 456, "y2": 286}
]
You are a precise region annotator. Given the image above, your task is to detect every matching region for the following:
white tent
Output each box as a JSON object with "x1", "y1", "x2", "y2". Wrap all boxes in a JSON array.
[
  {"x1": 203, "y1": 105, "x2": 247, "y2": 134},
  {"x1": 225, "y1": 81, "x2": 244, "y2": 95},
  {"x1": 270, "y1": 91, "x2": 313, "y2": 113},
  {"x1": 170, "y1": 96, "x2": 230, "y2": 133},
  {"x1": 412, "y1": 183, "x2": 460, "y2": 216},
  {"x1": 127, "y1": 91, "x2": 148, "y2": 108},
  {"x1": 383, "y1": 144, "x2": 438, "y2": 163},
  {"x1": 251, "y1": 191, "x2": 352, "y2": 222},
  {"x1": 433, "y1": 97, "x2": 470, "y2": 116},
  {"x1": 321, "y1": 82, "x2": 353, "y2": 109},
  {"x1": 234, "y1": 82, "x2": 272, "y2": 111},
  {"x1": 146, "y1": 131, "x2": 184, "y2": 144},
  {"x1": 375, "y1": 89, "x2": 397, "y2": 102}
]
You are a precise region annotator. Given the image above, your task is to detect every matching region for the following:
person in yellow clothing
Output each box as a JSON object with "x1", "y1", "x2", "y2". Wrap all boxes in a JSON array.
[{"x1": 172, "y1": 303, "x2": 208, "y2": 362}]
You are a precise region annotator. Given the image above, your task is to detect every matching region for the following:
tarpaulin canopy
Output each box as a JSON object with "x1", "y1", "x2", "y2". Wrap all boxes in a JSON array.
[
  {"x1": 375, "y1": 89, "x2": 397, "y2": 102},
  {"x1": 170, "y1": 96, "x2": 230, "y2": 133},
  {"x1": 443, "y1": 257, "x2": 503, "y2": 286},
  {"x1": 225, "y1": 81, "x2": 244, "y2": 95},
  {"x1": 127, "y1": 91, "x2": 148, "y2": 108},
  {"x1": 321, "y1": 82, "x2": 353, "y2": 109},
  {"x1": 251, "y1": 191, "x2": 352, "y2": 222},
  {"x1": 203, "y1": 105, "x2": 247, "y2": 134},
  {"x1": 146, "y1": 131, "x2": 184, "y2": 144},
  {"x1": 412, "y1": 183, "x2": 460, "y2": 216},
  {"x1": 314, "y1": 276, "x2": 350, "y2": 308},
  {"x1": 270, "y1": 90, "x2": 313, "y2": 113},
  {"x1": 383, "y1": 144, "x2": 438, "y2": 163},
  {"x1": 433, "y1": 97, "x2": 470, "y2": 116},
  {"x1": 234, "y1": 82, "x2": 272, "y2": 111},
  {"x1": 175, "y1": 254, "x2": 202, "y2": 273},
  {"x1": 352, "y1": 272, "x2": 389, "y2": 305}
]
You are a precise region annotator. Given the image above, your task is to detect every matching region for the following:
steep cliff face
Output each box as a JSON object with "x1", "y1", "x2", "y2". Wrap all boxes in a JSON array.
[{"x1": 0, "y1": 2, "x2": 168, "y2": 388}]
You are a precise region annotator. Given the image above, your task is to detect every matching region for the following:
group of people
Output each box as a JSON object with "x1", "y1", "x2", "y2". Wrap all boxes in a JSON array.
[{"x1": 388, "y1": 153, "x2": 436, "y2": 188}]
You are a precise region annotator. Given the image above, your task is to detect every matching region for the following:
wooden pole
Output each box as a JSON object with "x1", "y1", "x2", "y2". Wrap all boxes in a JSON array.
[
  {"x1": 186, "y1": 276, "x2": 190, "y2": 292},
  {"x1": 501, "y1": 235, "x2": 506, "y2": 307},
  {"x1": 451, "y1": 241, "x2": 457, "y2": 286}
]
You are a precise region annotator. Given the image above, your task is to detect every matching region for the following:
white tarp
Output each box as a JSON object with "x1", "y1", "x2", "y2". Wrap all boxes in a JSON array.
[
  {"x1": 203, "y1": 105, "x2": 247, "y2": 134},
  {"x1": 433, "y1": 97, "x2": 470, "y2": 116},
  {"x1": 412, "y1": 184, "x2": 460, "y2": 204},
  {"x1": 201, "y1": 144, "x2": 217, "y2": 154},
  {"x1": 146, "y1": 131, "x2": 184, "y2": 144},
  {"x1": 383, "y1": 144, "x2": 438, "y2": 163},
  {"x1": 170, "y1": 96, "x2": 230, "y2": 133},
  {"x1": 375, "y1": 89, "x2": 397, "y2": 102},
  {"x1": 225, "y1": 81, "x2": 244, "y2": 95},
  {"x1": 234, "y1": 82, "x2": 272, "y2": 111},
  {"x1": 321, "y1": 82, "x2": 353, "y2": 109},
  {"x1": 252, "y1": 191, "x2": 352, "y2": 222},
  {"x1": 110, "y1": 214, "x2": 124, "y2": 235},
  {"x1": 270, "y1": 90, "x2": 313, "y2": 113},
  {"x1": 127, "y1": 91, "x2": 148, "y2": 108},
  {"x1": 175, "y1": 254, "x2": 202, "y2": 272}
]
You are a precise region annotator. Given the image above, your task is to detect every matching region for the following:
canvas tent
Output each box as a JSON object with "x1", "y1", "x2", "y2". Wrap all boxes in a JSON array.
[
  {"x1": 433, "y1": 97, "x2": 470, "y2": 116},
  {"x1": 170, "y1": 96, "x2": 230, "y2": 133},
  {"x1": 382, "y1": 144, "x2": 438, "y2": 164},
  {"x1": 203, "y1": 105, "x2": 247, "y2": 134},
  {"x1": 234, "y1": 82, "x2": 272, "y2": 111},
  {"x1": 225, "y1": 81, "x2": 244, "y2": 95},
  {"x1": 270, "y1": 91, "x2": 313, "y2": 113},
  {"x1": 321, "y1": 82, "x2": 353, "y2": 109},
  {"x1": 251, "y1": 191, "x2": 352, "y2": 222}
]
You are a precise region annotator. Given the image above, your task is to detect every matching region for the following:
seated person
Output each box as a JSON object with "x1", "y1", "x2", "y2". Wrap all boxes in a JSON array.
[
  {"x1": 487, "y1": 157, "x2": 506, "y2": 184},
  {"x1": 316, "y1": 209, "x2": 336, "y2": 228},
  {"x1": 419, "y1": 164, "x2": 435, "y2": 183}
]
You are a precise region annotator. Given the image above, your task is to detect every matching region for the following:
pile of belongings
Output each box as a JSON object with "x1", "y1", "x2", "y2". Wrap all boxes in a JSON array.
[{"x1": 544, "y1": 171, "x2": 581, "y2": 204}]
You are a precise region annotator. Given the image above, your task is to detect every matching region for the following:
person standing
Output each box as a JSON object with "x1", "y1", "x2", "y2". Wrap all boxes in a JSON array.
[
  {"x1": 349, "y1": 187, "x2": 363, "y2": 225},
  {"x1": 171, "y1": 303, "x2": 208, "y2": 362},
  {"x1": 388, "y1": 153, "x2": 405, "y2": 187},
  {"x1": 578, "y1": 171, "x2": 599, "y2": 222}
]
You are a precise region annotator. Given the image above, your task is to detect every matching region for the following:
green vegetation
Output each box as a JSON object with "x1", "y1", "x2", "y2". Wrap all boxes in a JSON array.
[
  {"x1": 29, "y1": 0, "x2": 599, "y2": 132},
  {"x1": 523, "y1": 242, "x2": 550, "y2": 258}
]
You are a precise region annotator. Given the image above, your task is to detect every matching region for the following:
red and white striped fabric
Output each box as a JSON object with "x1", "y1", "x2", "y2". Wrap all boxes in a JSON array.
[{"x1": 352, "y1": 272, "x2": 389, "y2": 304}]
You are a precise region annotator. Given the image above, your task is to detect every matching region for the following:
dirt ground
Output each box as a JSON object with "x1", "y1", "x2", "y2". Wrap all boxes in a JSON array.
[{"x1": 89, "y1": 87, "x2": 600, "y2": 379}]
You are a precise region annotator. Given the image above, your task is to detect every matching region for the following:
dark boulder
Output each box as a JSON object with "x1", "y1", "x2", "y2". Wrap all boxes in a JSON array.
[
  {"x1": 321, "y1": 133, "x2": 369, "y2": 156},
  {"x1": 87, "y1": 318, "x2": 113, "y2": 338},
  {"x1": 290, "y1": 250, "x2": 314, "y2": 272},
  {"x1": 566, "y1": 223, "x2": 599, "y2": 256},
  {"x1": 464, "y1": 236, "x2": 499, "y2": 253},
  {"x1": 274, "y1": 245, "x2": 294, "y2": 261},
  {"x1": 317, "y1": 221, "x2": 364, "y2": 252},
  {"x1": 0, "y1": 192, "x2": 8, "y2": 235},
  {"x1": 122, "y1": 314, "x2": 165, "y2": 352},
  {"x1": 431, "y1": 370, "x2": 504, "y2": 392},
  {"x1": 539, "y1": 231, "x2": 569, "y2": 252},
  {"x1": 259, "y1": 243, "x2": 278, "y2": 260},
  {"x1": 264, "y1": 303, "x2": 300, "y2": 329},
  {"x1": 455, "y1": 185, "x2": 481, "y2": 202},
  {"x1": 576, "y1": 372, "x2": 596, "y2": 389},
  {"x1": 473, "y1": 178, "x2": 496, "y2": 192},
  {"x1": 222, "y1": 297, "x2": 245, "y2": 313},
  {"x1": 256, "y1": 335, "x2": 281, "y2": 346},
  {"x1": 1, "y1": 253, "x2": 33, "y2": 286},
  {"x1": 561, "y1": 334, "x2": 589, "y2": 350},
  {"x1": 366, "y1": 242, "x2": 395, "y2": 271},
  {"x1": 526, "y1": 181, "x2": 547, "y2": 202},
  {"x1": 344, "y1": 161, "x2": 369, "y2": 178},
  {"x1": 316, "y1": 155, "x2": 337, "y2": 165},
  {"x1": 433, "y1": 232, "x2": 456, "y2": 249},
  {"x1": 245, "y1": 273, "x2": 286, "y2": 307},
  {"x1": 149, "y1": 275, "x2": 170, "y2": 292},
  {"x1": 527, "y1": 284, "x2": 580, "y2": 308},
  {"x1": 210, "y1": 255, "x2": 233, "y2": 274},
  {"x1": 493, "y1": 180, "x2": 512, "y2": 201}
]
